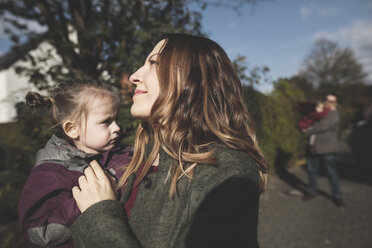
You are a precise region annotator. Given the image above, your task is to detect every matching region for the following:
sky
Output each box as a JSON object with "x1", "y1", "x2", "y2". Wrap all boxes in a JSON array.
[
  {"x1": 0, "y1": 0, "x2": 371, "y2": 93},
  {"x1": 197, "y1": 0, "x2": 372, "y2": 92}
]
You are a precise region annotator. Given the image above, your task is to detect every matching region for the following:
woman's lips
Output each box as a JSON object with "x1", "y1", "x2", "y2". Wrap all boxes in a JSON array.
[{"x1": 133, "y1": 89, "x2": 147, "y2": 98}]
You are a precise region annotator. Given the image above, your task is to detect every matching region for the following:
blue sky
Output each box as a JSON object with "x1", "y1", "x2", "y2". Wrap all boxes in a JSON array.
[
  {"x1": 1, "y1": 0, "x2": 371, "y2": 93},
  {"x1": 198, "y1": 0, "x2": 372, "y2": 92}
]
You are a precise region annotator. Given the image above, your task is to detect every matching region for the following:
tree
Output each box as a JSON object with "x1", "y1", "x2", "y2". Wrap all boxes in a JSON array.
[
  {"x1": 0, "y1": 0, "x2": 262, "y2": 89},
  {"x1": 233, "y1": 55, "x2": 270, "y2": 87},
  {"x1": 300, "y1": 38, "x2": 367, "y2": 87},
  {"x1": 0, "y1": 0, "x2": 206, "y2": 89},
  {"x1": 298, "y1": 38, "x2": 369, "y2": 131}
]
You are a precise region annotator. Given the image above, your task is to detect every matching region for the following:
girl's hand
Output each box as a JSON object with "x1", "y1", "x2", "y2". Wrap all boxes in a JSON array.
[{"x1": 72, "y1": 160, "x2": 117, "y2": 213}]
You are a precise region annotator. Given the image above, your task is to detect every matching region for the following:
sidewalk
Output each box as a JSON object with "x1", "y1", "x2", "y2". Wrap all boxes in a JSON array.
[{"x1": 258, "y1": 165, "x2": 372, "y2": 248}]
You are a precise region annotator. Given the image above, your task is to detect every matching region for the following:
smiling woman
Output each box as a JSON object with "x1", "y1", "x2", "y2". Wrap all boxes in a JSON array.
[
  {"x1": 71, "y1": 34, "x2": 268, "y2": 248},
  {"x1": 130, "y1": 42, "x2": 163, "y2": 120}
]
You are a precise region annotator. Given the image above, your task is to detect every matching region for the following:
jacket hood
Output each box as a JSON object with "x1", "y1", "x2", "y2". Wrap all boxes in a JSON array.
[{"x1": 34, "y1": 134, "x2": 93, "y2": 172}]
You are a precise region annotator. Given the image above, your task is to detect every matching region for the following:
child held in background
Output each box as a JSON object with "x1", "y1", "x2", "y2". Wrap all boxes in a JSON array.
[
  {"x1": 18, "y1": 79, "x2": 132, "y2": 248},
  {"x1": 298, "y1": 101, "x2": 330, "y2": 153}
]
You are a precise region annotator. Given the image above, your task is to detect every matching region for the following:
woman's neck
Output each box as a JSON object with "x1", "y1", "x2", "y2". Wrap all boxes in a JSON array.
[{"x1": 152, "y1": 153, "x2": 160, "y2": 166}]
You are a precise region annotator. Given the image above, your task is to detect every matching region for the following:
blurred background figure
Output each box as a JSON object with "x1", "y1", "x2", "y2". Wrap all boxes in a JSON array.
[{"x1": 303, "y1": 94, "x2": 345, "y2": 207}]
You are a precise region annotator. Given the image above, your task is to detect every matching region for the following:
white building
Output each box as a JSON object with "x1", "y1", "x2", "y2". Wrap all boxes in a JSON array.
[
  {"x1": 0, "y1": 42, "x2": 61, "y2": 123},
  {"x1": 0, "y1": 66, "x2": 30, "y2": 123}
]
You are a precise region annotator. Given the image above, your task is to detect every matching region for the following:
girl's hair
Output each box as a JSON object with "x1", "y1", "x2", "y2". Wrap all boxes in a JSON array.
[
  {"x1": 26, "y1": 79, "x2": 120, "y2": 138},
  {"x1": 119, "y1": 33, "x2": 268, "y2": 196}
]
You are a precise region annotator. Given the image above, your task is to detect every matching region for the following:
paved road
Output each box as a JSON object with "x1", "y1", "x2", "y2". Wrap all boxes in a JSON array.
[{"x1": 258, "y1": 165, "x2": 372, "y2": 248}]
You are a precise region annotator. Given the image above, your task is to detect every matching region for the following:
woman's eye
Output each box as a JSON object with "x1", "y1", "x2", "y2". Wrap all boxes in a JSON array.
[{"x1": 149, "y1": 59, "x2": 157, "y2": 65}]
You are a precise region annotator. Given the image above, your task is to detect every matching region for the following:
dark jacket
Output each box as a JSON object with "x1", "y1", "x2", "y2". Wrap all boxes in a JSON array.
[
  {"x1": 71, "y1": 143, "x2": 260, "y2": 248},
  {"x1": 18, "y1": 135, "x2": 132, "y2": 248},
  {"x1": 306, "y1": 109, "x2": 340, "y2": 154}
]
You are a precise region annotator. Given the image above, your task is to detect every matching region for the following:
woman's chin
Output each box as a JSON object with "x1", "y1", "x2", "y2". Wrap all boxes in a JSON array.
[{"x1": 130, "y1": 109, "x2": 150, "y2": 120}]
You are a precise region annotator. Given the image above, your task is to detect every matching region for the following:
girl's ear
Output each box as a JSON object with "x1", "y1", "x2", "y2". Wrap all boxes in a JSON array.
[{"x1": 63, "y1": 120, "x2": 79, "y2": 139}]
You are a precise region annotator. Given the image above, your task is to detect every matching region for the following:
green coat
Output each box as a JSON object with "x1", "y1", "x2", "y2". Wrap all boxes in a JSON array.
[{"x1": 71, "y1": 143, "x2": 260, "y2": 248}]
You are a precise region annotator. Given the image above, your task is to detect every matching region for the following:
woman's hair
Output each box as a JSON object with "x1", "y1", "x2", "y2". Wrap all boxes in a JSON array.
[
  {"x1": 26, "y1": 79, "x2": 120, "y2": 138},
  {"x1": 119, "y1": 33, "x2": 268, "y2": 196}
]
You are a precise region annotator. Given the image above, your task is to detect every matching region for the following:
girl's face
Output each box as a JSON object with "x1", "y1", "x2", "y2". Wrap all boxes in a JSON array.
[
  {"x1": 75, "y1": 98, "x2": 120, "y2": 154},
  {"x1": 129, "y1": 40, "x2": 164, "y2": 119}
]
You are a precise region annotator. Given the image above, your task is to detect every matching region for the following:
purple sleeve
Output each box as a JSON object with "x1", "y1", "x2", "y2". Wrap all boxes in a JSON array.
[{"x1": 18, "y1": 163, "x2": 82, "y2": 247}]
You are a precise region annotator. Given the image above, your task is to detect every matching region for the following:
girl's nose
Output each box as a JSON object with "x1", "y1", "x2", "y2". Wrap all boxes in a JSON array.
[{"x1": 112, "y1": 121, "x2": 120, "y2": 133}]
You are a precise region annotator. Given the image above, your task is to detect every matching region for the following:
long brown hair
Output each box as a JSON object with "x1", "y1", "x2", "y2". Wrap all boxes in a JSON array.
[{"x1": 119, "y1": 34, "x2": 268, "y2": 196}]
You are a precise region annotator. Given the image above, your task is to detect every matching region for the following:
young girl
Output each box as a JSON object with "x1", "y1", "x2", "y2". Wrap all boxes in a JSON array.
[
  {"x1": 70, "y1": 34, "x2": 269, "y2": 248},
  {"x1": 18, "y1": 79, "x2": 132, "y2": 248}
]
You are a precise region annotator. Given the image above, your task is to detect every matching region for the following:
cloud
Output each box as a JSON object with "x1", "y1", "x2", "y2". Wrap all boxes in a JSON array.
[
  {"x1": 299, "y1": 3, "x2": 339, "y2": 20},
  {"x1": 313, "y1": 20, "x2": 372, "y2": 82},
  {"x1": 299, "y1": 6, "x2": 312, "y2": 19}
]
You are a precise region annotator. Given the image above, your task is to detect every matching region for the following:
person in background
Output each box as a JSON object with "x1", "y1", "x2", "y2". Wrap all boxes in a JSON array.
[
  {"x1": 298, "y1": 100, "x2": 330, "y2": 154},
  {"x1": 303, "y1": 94, "x2": 345, "y2": 207},
  {"x1": 18, "y1": 79, "x2": 132, "y2": 247},
  {"x1": 70, "y1": 33, "x2": 269, "y2": 248}
]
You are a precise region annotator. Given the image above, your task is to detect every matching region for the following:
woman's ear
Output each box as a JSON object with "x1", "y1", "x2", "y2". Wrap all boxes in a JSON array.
[{"x1": 63, "y1": 120, "x2": 79, "y2": 139}]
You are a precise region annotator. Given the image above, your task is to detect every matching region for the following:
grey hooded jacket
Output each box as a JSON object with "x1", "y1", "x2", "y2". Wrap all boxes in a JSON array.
[{"x1": 18, "y1": 134, "x2": 132, "y2": 247}]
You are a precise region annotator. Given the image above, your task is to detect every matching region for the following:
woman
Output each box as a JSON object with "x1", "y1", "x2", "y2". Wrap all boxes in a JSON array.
[{"x1": 71, "y1": 33, "x2": 268, "y2": 248}]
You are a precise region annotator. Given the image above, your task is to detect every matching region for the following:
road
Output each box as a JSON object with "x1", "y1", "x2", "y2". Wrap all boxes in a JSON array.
[{"x1": 258, "y1": 164, "x2": 372, "y2": 248}]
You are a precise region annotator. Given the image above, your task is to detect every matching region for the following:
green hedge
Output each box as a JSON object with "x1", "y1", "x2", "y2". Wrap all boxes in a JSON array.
[{"x1": 243, "y1": 80, "x2": 306, "y2": 172}]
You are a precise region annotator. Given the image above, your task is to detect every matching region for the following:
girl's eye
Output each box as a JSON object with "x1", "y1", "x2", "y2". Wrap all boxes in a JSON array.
[{"x1": 102, "y1": 119, "x2": 111, "y2": 124}]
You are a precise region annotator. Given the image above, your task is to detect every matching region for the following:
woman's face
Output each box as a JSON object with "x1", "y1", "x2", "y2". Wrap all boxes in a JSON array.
[{"x1": 129, "y1": 40, "x2": 165, "y2": 119}]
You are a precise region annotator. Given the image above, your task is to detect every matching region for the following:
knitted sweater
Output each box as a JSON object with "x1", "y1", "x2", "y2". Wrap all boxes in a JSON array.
[{"x1": 71, "y1": 143, "x2": 260, "y2": 248}]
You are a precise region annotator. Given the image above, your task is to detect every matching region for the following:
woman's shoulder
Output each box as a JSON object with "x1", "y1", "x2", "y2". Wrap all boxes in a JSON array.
[
  {"x1": 211, "y1": 143, "x2": 259, "y2": 176},
  {"x1": 191, "y1": 143, "x2": 259, "y2": 190},
  {"x1": 187, "y1": 143, "x2": 260, "y2": 211}
]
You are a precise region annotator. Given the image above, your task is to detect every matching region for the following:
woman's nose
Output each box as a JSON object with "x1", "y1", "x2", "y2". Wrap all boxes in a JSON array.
[{"x1": 129, "y1": 68, "x2": 142, "y2": 85}]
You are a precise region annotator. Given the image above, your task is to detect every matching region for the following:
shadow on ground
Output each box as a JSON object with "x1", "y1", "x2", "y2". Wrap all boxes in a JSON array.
[{"x1": 274, "y1": 148, "x2": 334, "y2": 201}]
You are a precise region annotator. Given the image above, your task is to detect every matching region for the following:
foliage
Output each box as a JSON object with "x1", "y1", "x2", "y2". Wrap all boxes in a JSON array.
[
  {"x1": 300, "y1": 38, "x2": 367, "y2": 87},
  {"x1": 0, "y1": 0, "x2": 261, "y2": 89},
  {"x1": 233, "y1": 55, "x2": 270, "y2": 87},
  {"x1": 14, "y1": 103, "x2": 54, "y2": 170},
  {"x1": 117, "y1": 101, "x2": 139, "y2": 145},
  {"x1": 242, "y1": 80, "x2": 306, "y2": 171},
  {"x1": 0, "y1": 0, "x2": 205, "y2": 89},
  {"x1": 0, "y1": 170, "x2": 28, "y2": 222},
  {"x1": 0, "y1": 118, "x2": 40, "y2": 172},
  {"x1": 269, "y1": 79, "x2": 307, "y2": 163}
]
